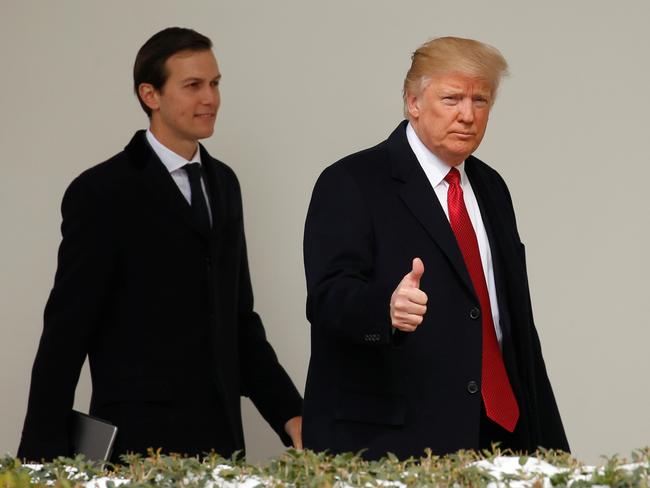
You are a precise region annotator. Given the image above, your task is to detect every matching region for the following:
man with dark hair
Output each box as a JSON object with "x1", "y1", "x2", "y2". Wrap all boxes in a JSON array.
[
  {"x1": 132, "y1": 27, "x2": 212, "y2": 116},
  {"x1": 18, "y1": 27, "x2": 303, "y2": 463}
]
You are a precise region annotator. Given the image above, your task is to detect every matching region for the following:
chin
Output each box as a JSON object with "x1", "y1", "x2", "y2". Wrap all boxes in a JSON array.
[
  {"x1": 452, "y1": 145, "x2": 476, "y2": 159},
  {"x1": 195, "y1": 128, "x2": 215, "y2": 140}
]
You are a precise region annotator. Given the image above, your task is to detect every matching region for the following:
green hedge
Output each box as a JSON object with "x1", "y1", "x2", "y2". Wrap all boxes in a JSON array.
[{"x1": 1, "y1": 447, "x2": 649, "y2": 487}]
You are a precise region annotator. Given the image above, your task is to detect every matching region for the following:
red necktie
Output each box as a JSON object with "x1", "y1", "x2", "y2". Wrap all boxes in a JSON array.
[{"x1": 445, "y1": 167, "x2": 519, "y2": 432}]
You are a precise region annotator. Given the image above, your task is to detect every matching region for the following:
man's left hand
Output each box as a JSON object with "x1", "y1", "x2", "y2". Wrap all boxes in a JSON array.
[{"x1": 284, "y1": 416, "x2": 303, "y2": 449}]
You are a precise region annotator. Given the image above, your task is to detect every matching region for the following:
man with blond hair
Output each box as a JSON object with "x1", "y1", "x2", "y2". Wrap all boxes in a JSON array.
[{"x1": 302, "y1": 37, "x2": 569, "y2": 459}]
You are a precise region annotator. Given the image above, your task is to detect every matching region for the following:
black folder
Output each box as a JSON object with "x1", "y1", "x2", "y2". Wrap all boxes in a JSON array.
[{"x1": 69, "y1": 410, "x2": 118, "y2": 461}]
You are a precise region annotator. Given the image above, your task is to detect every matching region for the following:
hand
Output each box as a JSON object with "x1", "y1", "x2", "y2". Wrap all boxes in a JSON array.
[
  {"x1": 284, "y1": 416, "x2": 302, "y2": 449},
  {"x1": 390, "y1": 257, "x2": 428, "y2": 332}
]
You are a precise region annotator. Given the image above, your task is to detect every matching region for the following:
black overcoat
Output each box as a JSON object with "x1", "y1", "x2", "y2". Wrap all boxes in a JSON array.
[
  {"x1": 18, "y1": 131, "x2": 302, "y2": 462},
  {"x1": 302, "y1": 121, "x2": 569, "y2": 459}
]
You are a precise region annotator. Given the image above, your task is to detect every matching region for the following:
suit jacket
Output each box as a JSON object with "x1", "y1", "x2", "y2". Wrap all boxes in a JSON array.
[
  {"x1": 302, "y1": 121, "x2": 569, "y2": 459},
  {"x1": 18, "y1": 131, "x2": 302, "y2": 463}
]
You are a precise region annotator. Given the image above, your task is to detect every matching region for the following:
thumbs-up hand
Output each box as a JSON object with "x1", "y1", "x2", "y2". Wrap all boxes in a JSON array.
[{"x1": 390, "y1": 258, "x2": 428, "y2": 332}]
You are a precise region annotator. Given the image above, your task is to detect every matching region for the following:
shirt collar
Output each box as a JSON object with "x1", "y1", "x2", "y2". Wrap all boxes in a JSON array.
[
  {"x1": 145, "y1": 129, "x2": 202, "y2": 173},
  {"x1": 405, "y1": 122, "x2": 467, "y2": 187}
]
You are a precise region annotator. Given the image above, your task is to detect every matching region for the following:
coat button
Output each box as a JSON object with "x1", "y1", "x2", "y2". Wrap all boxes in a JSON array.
[
  {"x1": 467, "y1": 381, "x2": 479, "y2": 394},
  {"x1": 470, "y1": 307, "x2": 480, "y2": 319}
]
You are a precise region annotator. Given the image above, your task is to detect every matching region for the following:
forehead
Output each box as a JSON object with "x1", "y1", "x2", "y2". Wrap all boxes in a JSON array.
[
  {"x1": 164, "y1": 49, "x2": 220, "y2": 79},
  {"x1": 428, "y1": 72, "x2": 493, "y2": 94}
]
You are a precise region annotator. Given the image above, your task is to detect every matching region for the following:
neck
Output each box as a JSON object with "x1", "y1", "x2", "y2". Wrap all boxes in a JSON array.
[{"x1": 149, "y1": 124, "x2": 198, "y2": 160}]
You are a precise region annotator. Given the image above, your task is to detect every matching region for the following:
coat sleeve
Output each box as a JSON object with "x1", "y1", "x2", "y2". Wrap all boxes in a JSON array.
[
  {"x1": 303, "y1": 164, "x2": 395, "y2": 346},
  {"x1": 228, "y1": 173, "x2": 302, "y2": 447},
  {"x1": 17, "y1": 174, "x2": 117, "y2": 462}
]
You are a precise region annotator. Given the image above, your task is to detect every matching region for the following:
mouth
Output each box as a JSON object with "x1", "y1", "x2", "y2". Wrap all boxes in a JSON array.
[{"x1": 194, "y1": 113, "x2": 215, "y2": 119}]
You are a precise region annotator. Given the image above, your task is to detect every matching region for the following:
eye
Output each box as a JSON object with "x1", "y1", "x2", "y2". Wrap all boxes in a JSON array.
[
  {"x1": 186, "y1": 81, "x2": 200, "y2": 89},
  {"x1": 441, "y1": 96, "x2": 458, "y2": 106},
  {"x1": 474, "y1": 97, "x2": 489, "y2": 107},
  {"x1": 210, "y1": 79, "x2": 220, "y2": 88}
]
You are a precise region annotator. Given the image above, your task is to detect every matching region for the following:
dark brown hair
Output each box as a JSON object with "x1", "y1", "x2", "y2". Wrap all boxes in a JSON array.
[{"x1": 133, "y1": 27, "x2": 212, "y2": 116}]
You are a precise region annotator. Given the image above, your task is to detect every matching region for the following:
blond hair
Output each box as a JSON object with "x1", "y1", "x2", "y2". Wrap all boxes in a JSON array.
[{"x1": 402, "y1": 36, "x2": 509, "y2": 117}]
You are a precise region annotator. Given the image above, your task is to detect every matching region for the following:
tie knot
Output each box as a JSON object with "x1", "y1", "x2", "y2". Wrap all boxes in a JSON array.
[
  {"x1": 183, "y1": 162, "x2": 201, "y2": 176},
  {"x1": 445, "y1": 167, "x2": 461, "y2": 186}
]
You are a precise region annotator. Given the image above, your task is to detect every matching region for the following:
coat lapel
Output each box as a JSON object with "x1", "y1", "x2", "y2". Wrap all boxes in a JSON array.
[
  {"x1": 199, "y1": 144, "x2": 225, "y2": 238},
  {"x1": 387, "y1": 122, "x2": 475, "y2": 298},
  {"x1": 125, "y1": 131, "x2": 214, "y2": 240},
  {"x1": 465, "y1": 158, "x2": 514, "y2": 338}
]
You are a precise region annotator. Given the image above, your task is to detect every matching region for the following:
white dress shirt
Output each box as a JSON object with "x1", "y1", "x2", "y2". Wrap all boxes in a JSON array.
[
  {"x1": 406, "y1": 123, "x2": 503, "y2": 345},
  {"x1": 145, "y1": 129, "x2": 212, "y2": 224}
]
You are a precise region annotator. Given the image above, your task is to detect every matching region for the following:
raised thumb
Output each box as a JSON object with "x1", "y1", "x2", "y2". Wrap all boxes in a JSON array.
[{"x1": 405, "y1": 257, "x2": 424, "y2": 287}]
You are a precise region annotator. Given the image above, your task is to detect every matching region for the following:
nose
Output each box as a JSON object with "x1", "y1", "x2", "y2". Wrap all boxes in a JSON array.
[
  {"x1": 202, "y1": 85, "x2": 219, "y2": 106},
  {"x1": 457, "y1": 98, "x2": 474, "y2": 124}
]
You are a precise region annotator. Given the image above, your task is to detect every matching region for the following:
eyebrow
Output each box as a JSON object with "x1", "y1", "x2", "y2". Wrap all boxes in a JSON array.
[
  {"x1": 181, "y1": 74, "x2": 222, "y2": 83},
  {"x1": 438, "y1": 89, "x2": 463, "y2": 96},
  {"x1": 438, "y1": 88, "x2": 491, "y2": 98}
]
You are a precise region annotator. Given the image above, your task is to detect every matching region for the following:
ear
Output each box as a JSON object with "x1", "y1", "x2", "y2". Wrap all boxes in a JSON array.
[
  {"x1": 406, "y1": 91, "x2": 420, "y2": 119},
  {"x1": 138, "y1": 83, "x2": 160, "y2": 112}
]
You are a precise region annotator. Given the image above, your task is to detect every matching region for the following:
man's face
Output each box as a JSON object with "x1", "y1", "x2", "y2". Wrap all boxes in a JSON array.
[
  {"x1": 145, "y1": 49, "x2": 221, "y2": 155},
  {"x1": 407, "y1": 73, "x2": 493, "y2": 166}
]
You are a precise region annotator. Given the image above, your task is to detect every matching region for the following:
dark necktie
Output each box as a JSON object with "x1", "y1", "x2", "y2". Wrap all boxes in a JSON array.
[
  {"x1": 183, "y1": 163, "x2": 211, "y2": 232},
  {"x1": 445, "y1": 167, "x2": 519, "y2": 432}
]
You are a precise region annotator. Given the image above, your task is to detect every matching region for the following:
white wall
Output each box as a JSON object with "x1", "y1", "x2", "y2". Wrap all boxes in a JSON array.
[{"x1": 1, "y1": 0, "x2": 648, "y2": 464}]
